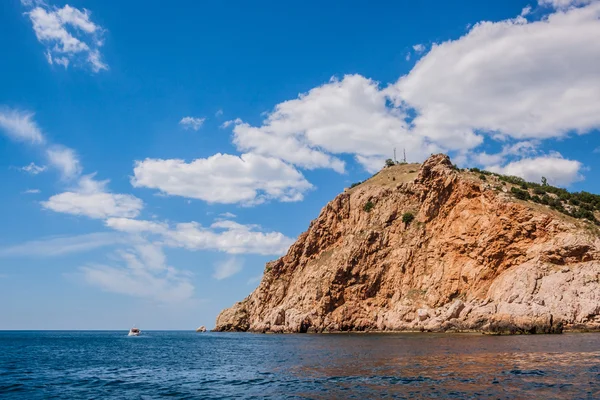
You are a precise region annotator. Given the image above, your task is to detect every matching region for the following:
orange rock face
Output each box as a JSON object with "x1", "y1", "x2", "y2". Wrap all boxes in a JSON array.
[{"x1": 215, "y1": 154, "x2": 600, "y2": 333}]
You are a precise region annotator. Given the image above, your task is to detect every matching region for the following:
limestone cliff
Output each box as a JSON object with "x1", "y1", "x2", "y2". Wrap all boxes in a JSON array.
[{"x1": 215, "y1": 154, "x2": 600, "y2": 333}]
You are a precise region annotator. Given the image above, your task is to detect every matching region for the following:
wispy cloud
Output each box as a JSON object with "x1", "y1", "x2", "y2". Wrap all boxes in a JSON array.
[
  {"x1": 0, "y1": 232, "x2": 126, "y2": 257},
  {"x1": 21, "y1": 2, "x2": 108, "y2": 72},
  {"x1": 412, "y1": 43, "x2": 425, "y2": 53},
  {"x1": 19, "y1": 162, "x2": 47, "y2": 175},
  {"x1": 179, "y1": 116, "x2": 206, "y2": 131},
  {"x1": 213, "y1": 257, "x2": 243, "y2": 280},
  {"x1": 218, "y1": 212, "x2": 237, "y2": 219},
  {"x1": 80, "y1": 241, "x2": 194, "y2": 302},
  {"x1": 46, "y1": 145, "x2": 81, "y2": 179},
  {"x1": 106, "y1": 217, "x2": 294, "y2": 256},
  {"x1": 23, "y1": 189, "x2": 41, "y2": 194},
  {"x1": 0, "y1": 108, "x2": 145, "y2": 219},
  {"x1": 247, "y1": 274, "x2": 262, "y2": 285},
  {"x1": 0, "y1": 108, "x2": 45, "y2": 144}
]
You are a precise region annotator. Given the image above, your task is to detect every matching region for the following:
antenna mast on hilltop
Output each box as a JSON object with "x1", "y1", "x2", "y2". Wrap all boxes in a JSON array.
[
  {"x1": 403, "y1": 148, "x2": 407, "y2": 163},
  {"x1": 393, "y1": 148, "x2": 397, "y2": 163}
]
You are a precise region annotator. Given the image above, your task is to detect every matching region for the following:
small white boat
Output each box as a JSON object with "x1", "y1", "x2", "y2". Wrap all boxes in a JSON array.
[{"x1": 128, "y1": 327, "x2": 141, "y2": 336}]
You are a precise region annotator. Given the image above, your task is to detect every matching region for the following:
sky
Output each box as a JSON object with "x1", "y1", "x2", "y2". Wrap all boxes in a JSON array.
[{"x1": 1, "y1": 0, "x2": 599, "y2": 330}]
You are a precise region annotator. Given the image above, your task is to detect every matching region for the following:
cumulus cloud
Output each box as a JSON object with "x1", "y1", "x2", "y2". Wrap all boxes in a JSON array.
[
  {"x1": 389, "y1": 3, "x2": 600, "y2": 146},
  {"x1": 413, "y1": 44, "x2": 426, "y2": 52},
  {"x1": 213, "y1": 257, "x2": 243, "y2": 280},
  {"x1": 42, "y1": 175, "x2": 144, "y2": 219},
  {"x1": 132, "y1": 153, "x2": 313, "y2": 205},
  {"x1": 19, "y1": 162, "x2": 47, "y2": 175},
  {"x1": 0, "y1": 232, "x2": 126, "y2": 257},
  {"x1": 22, "y1": 3, "x2": 107, "y2": 72},
  {"x1": 229, "y1": 75, "x2": 439, "y2": 173},
  {"x1": 215, "y1": 4, "x2": 600, "y2": 179},
  {"x1": 80, "y1": 241, "x2": 194, "y2": 303},
  {"x1": 488, "y1": 155, "x2": 584, "y2": 186},
  {"x1": 179, "y1": 116, "x2": 206, "y2": 131},
  {"x1": 0, "y1": 108, "x2": 45, "y2": 144},
  {"x1": 106, "y1": 217, "x2": 294, "y2": 255}
]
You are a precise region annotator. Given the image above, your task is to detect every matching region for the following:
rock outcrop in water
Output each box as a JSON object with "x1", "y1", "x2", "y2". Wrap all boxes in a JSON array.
[{"x1": 215, "y1": 154, "x2": 600, "y2": 333}]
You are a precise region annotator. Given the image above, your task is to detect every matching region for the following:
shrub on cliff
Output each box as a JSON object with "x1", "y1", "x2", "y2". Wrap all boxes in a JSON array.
[
  {"x1": 364, "y1": 201, "x2": 374, "y2": 212},
  {"x1": 511, "y1": 187, "x2": 530, "y2": 201},
  {"x1": 402, "y1": 212, "x2": 415, "y2": 225}
]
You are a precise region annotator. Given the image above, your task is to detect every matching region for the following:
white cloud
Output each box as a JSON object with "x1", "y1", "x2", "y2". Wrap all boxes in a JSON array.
[
  {"x1": 23, "y1": 189, "x2": 41, "y2": 194},
  {"x1": 42, "y1": 175, "x2": 143, "y2": 219},
  {"x1": 229, "y1": 75, "x2": 439, "y2": 172},
  {"x1": 0, "y1": 232, "x2": 125, "y2": 257},
  {"x1": 23, "y1": 3, "x2": 107, "y2": 72},
  {"x1": 389, "y1": 3, "x2": 600, "y2": 146},
  {"x1": 45, "y1": 50, "x2": 69, "y2": 68},
  {"x1": 46, "y1": 145, "x2": 81, "y2": 179},
  {"x1": 167, "y1": 220, "x2": 294, "y2": 255},
  {"x1": 413, "y1": 43, "x2": 426, "y2": 52},
  {"x1": 471, "y1": 140, "x2": 539, "y2": 167},
  {"x1": 0, "y1": 109, "x2": 82, "y2": 179},
  {"x1": 538, "y1": 0, "x2": 596, "y2": 9},
  {"x1": 179, "y1": 116, "x2": 206, "y2": 131},
  {"x1": 221, "y1": 118, "x2": 242, "y2": 128},
  {"x1": 80, "y1": 242, "x2": 194, "y2": 303},
  {"x1": 218, "y1": 3, "x2": 599, "y2": 179},
  {"x1": 105, "y1": 218, "x2": 168, "y2": 234},
  {"x1": 0, "y1": 108, "x2": 45, "y2": 144},
  {"x1": 106, "y1": 217, "x2": 294, "y2": 256},
  {"x1": 219, "y1": 212, "x2": 237, "y2": 219},
  {"x1": 488, "y1": 154, "x2": 584, "y2": 186},
  {"x1": 132, "y1": 153, "x2": 313, "y2": 205},
  {"x1": 215, "y1": 109, "x2": 224, "y2": 117},
  {"x1": 19, "y1": 162, "x2": 47, "y2": 175},
  {"x1": 43, "y1": 191, "x2": 143, "y2": 219},
  {"x1": 213, "y1": 257, "x2": 243, "y2": 280},
  {"x1": 0, "y1": 109, "x2": 144, "y2": 221}
]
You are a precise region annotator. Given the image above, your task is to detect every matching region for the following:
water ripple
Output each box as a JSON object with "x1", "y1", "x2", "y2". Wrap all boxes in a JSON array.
[{"x1": 0, "y1": 331, "x2": 599, "y2": 399}]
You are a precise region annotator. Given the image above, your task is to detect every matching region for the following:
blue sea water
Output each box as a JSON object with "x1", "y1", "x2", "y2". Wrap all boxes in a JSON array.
[{"x1": 0, "y1": 331, "x2": 599, "y2": 399}]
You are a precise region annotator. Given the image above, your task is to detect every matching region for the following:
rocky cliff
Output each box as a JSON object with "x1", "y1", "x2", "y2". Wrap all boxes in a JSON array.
[{"x1": 215, "y1": 154, "x2": 600, "y2": 334}]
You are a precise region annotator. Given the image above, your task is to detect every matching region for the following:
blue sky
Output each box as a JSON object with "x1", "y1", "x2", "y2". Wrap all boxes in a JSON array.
[{"x1": 1, "y1": 0, "x2": 599, "y2": 329}]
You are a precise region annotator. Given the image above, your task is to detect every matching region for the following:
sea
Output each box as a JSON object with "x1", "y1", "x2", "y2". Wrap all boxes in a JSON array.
[{"x1": 0, "y1": 331, "x2": 598, "y2": 399}]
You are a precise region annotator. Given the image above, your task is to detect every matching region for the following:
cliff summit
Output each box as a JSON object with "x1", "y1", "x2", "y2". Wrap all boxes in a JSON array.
[{"x1": 215, "y1": 154, "x2": 600, "y2": 334}]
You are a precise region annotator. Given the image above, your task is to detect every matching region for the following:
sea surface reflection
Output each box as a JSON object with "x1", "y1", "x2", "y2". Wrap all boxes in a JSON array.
[{"x1": 0, "y1": 331, "x2": 598, "y2": 399}]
